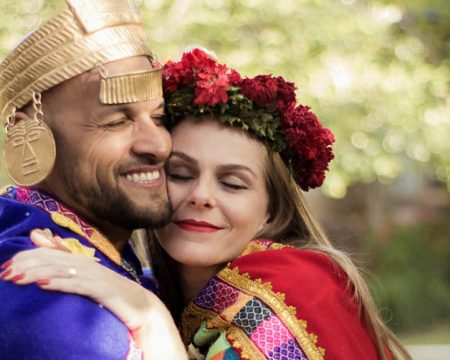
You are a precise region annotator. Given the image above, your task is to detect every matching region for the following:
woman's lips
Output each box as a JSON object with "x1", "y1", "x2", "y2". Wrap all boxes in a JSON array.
[{"x1": 174, "y1": 219, "x2": 223, "y2": 233}]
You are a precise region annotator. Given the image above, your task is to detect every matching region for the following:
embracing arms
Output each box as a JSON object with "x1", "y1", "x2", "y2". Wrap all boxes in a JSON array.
[{"x1": 0, "y1": 230, "x2": 187, "y2": 360}]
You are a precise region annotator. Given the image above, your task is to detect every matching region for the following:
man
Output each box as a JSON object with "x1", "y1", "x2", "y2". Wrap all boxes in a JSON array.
[{"x1": 0, "y1": 1, "x2": 172, "y2": 358}]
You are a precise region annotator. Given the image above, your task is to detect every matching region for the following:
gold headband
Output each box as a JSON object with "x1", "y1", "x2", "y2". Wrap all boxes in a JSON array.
[
  {"x1": 100, "y1": 68, "x2": 163, "y2": 104},
  {"x1": 0, "y1": 0, "x2": 161, "y2": 124}
]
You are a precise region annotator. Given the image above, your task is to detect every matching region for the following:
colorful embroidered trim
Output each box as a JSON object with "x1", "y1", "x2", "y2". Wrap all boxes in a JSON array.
[
  {"x1": 239, "y1": 239, "x2": 290, "y2": 257},
  {"x1": 219, "y1": 267, "x2": 324, "y2": 359},
  {"x1": 182, "y1": 250, "x2": 325, "y2": 360},
  {"x1": 8, "y1": 186, "x2": 122, "y2": 267}
]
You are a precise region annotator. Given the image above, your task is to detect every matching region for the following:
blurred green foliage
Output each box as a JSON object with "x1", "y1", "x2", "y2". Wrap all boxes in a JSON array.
[
  {"x1": 367, "y1": 224, "x2": 450, "y2": 332},
  {"x1": 0, "y1": 0, "x2": 449, "y2": 196}
]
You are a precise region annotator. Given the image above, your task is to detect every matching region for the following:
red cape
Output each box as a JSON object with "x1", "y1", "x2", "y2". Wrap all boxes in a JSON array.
[{"x1": 182, "y1": 240, "x2": 380, "y2": 359}]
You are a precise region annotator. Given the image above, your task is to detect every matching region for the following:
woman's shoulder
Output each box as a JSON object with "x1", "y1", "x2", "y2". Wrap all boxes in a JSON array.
[
  {"x1": 183, "y1": 240, "x2": 379, "y2": 359},
  {"x1": 227, "y1": 242, "x2": 356, "y2": 324},
  {"x1": 183, "y1": 241, "x2": 328, "y2": 359},
  {"x1": 218, "y1": 240, "x2": 379, "y2": 359},
  {"x1": 230, "y1": 240, "x2": 345, "y2": 292}
]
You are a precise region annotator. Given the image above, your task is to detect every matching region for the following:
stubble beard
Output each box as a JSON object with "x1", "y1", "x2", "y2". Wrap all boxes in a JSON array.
[{"x1": 61, "y1": 167, "x2": 172, "y2": 231}]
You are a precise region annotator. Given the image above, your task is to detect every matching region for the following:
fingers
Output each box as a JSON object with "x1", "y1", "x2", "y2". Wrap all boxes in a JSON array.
[
  {"x1": 11, "y1": 247, "x2": 94, "y2": 265},
  {"x1": 36, "y1": 277, "x2": 101, "y2": 299},
  {"x1": 53, "y1": 236, "x2": 71, "y2": 252},
  {"x1": 30, "y1": 229, "x2": 70, "y2": 252},
  {"x1": 3, "y1": 263, "x2": 78, "y2": 285},
  {"x1": 0, "y1": 248, "x2": 97, "y2": 285},
  {"x1": 0, "y1": 253, "x2": 107, "y2": 302},
  {"x1": 9, "y1": 247, "x2": 74, "y2": 266},
  {"x1": 29, "y1": 230, "x2": 100, "y2": 260},
  {"x1": 30, "y1": 229, "x2": 58, "y2": 248}
]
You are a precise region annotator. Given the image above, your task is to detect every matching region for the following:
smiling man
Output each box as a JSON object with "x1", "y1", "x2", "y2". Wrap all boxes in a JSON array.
[{"x1": 0, "y1": 1, "x2": 172, "y2": 359}]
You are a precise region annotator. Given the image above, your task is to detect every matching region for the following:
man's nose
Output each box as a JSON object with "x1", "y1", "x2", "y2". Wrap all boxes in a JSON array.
[{"x1": 131, "y1": 117, "x2": 171, "y2": 162}]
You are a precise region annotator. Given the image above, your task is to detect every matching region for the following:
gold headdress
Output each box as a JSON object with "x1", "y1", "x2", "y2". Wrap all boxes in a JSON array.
[
  {"x1": 0, "y1": 0, "x2": 162, "y2": 186},
  {"x1": 0, "y1": 0, "x2": 162, "y2": 123}
]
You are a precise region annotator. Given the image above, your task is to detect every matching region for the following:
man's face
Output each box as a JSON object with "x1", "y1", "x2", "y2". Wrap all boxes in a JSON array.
[{"x1": 42, "y1": 56, "x2": 172, "y2": 230}]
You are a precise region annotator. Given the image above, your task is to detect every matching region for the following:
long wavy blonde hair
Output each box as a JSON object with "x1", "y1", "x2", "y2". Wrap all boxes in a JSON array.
[{"x1": 133, "y1": 123, "x2": 411, "y2": 360}]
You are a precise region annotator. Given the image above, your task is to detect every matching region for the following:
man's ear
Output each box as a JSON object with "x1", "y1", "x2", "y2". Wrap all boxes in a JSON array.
[{"x1": 13, "y1": 111, "x2": 34, "y2": 122}]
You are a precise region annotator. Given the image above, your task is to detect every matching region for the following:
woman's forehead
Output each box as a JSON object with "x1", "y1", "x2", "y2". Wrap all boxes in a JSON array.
[{"x1": 171, "y1": 118, "x2": 267, "y2": 170}]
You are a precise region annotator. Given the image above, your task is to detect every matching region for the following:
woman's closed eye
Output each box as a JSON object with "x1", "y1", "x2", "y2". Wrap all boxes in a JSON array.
[
  {"x1": 220, "y1": 175, "x2": 250, "y2": 191},
  {"x1": 221, "y1": 182, "x2": 248, "y2": 190},
  {"x1": 167, "y1": 167, "x2": 195, "y2": 181},
  {"x1": 168, "y1": 173, "x2": 193, "y2": 181}
]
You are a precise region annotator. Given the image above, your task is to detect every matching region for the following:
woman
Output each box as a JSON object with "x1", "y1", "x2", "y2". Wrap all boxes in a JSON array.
[{"x1": 0, "y1": 49, "x2": 410, "y2": 359}]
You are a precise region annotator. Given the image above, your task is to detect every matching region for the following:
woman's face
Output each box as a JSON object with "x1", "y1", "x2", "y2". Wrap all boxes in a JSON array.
[{"x1": 156, "y1": 117, "x2": 270, "y2": 268}]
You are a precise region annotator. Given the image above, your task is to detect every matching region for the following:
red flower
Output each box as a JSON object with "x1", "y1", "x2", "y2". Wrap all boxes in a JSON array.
[
  {"x1": 228, "y1": 68, "x2": 242, "y2": 86},
  {"x1": 240, "y1": 75, "x2": 297, "y2": 108},
  {"x1": 282, "y1": 105, "x2": 334, "y2": 190},
  {"x1": 163, "y1": 49, "x2": 221, "y2": 92},
  {"x1": 194, "y1": 66, "x2": 230, "y2": 105},
  {"x1": 163, "y1": 60, "x2": 194, "y2": 92},
  {"x1": 276, "y1": 77, "x2": 296, "y2": 108},
  {"x1": 241, "y1": 75, "x2": 279, "y2": 105},
  {"x1": 182, "y1": 48, "x2": 217, "y2": 73}
]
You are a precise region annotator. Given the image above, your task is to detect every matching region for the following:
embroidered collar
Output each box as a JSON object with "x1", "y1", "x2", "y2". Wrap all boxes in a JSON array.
[
  {"x1": 14, "y1": 186, "x2": 98, "y2": 237},
  {"x1": 238, "y1": 239, "x2": 288, "y2": 257},
  {"x1": 3, "y1": 186, "x2": 140, "y2": 282}
]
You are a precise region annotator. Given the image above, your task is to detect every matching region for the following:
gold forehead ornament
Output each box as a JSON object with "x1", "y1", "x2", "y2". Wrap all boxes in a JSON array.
[
  {"x1": 99, "y1": 65, "x2": 163, "y2": 104},
  {"x1": 3, "y1": 93, "x2": 56, "y2": 186}
]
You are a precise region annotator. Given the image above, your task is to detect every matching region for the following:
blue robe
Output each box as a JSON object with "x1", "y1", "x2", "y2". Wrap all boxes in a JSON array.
[{"x1": 0, "y1": 187, "x2": 149, "y2": 359}]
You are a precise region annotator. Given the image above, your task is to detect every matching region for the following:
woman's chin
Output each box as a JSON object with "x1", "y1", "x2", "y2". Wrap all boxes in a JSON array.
[
  {"x1": 172, "y1": 254, "x2": 219, "y2": 268},
  {"x1": 167, "y1": 249, "x2": 223, "y2": 269}
]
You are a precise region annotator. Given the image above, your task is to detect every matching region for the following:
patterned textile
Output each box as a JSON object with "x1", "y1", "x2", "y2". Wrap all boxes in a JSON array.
[
  {"x1": 182, "y1": 240, "x2": 380, "y2": 360},
  {"x1": 6, "y1": 186, "x2": 129, "y2": 271},
  {"x1": 14, "y1": 186, "x2": 96, "y2": 236}
]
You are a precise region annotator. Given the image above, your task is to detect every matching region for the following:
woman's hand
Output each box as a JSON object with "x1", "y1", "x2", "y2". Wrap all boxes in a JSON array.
[{"x1": 0, "y1": 229, "x2": 187, "y2": 360}]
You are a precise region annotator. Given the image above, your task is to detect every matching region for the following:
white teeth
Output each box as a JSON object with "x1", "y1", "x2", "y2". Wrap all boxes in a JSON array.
[{"x1": 125, "y1": 171, "x2": 160, "y2": 183}]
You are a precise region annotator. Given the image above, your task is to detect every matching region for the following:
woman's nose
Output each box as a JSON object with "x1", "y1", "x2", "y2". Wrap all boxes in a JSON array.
[{"x1": 188, "y1": 179, "x2": 216, "y2": 209}]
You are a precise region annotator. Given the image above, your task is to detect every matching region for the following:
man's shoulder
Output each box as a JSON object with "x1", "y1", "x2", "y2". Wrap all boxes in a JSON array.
[
  {"x1": 0, "y1": 194, "x2": 52, "y2": 230},
  {"x1": 0, "y1": 196, "x2": 55, "y2": 258}
]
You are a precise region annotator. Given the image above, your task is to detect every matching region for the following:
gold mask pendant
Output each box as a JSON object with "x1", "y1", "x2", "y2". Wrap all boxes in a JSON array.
[{"x1": 3, "y1": 93, "x2": 56, "y2": 186}]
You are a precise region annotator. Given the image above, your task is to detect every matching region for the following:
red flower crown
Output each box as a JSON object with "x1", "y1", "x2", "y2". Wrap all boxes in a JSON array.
[{"x1": 163, "y1": 49, "x2": 334, "y2": 191}]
